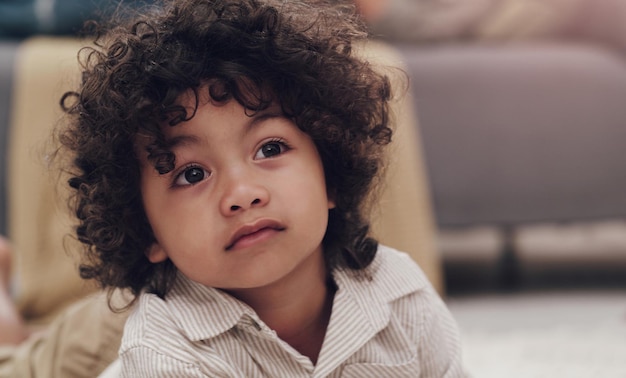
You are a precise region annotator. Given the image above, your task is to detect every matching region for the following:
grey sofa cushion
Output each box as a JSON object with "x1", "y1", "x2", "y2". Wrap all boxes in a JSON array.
[{"x1": 402, "y1": 44, "x2": 626, "y2": 226}]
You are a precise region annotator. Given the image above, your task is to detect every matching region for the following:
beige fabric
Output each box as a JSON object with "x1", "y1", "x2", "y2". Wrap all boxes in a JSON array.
[
  {"x1": 0, "y1": 290, "x2": 130, "y2": 378},
  {"x1": 8, "y1": 37, "x2": 96, "y2": 325},
  {"x1": 359, "y1": 40, "x2": 444, "y2": 294}
]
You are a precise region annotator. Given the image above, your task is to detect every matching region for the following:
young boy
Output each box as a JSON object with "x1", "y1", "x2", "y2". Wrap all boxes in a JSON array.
[{"x1": 59, "y1": 0, "x2": 465, "y2": 376}]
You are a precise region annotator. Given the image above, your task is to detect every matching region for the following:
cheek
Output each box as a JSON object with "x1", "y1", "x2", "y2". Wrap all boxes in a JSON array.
[
  {"x1": 139, "y1": 171, "x2": 181, "y2": 242},
  {"x1": 293, "y1": 170, "x2": 332, "y2": 227},
  {"x1": 139, "y1": 166, "x2": 162, "y2": 212}
]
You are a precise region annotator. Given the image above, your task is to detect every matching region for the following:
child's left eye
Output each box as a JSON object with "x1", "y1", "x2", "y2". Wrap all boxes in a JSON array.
[{"x1": 254, "y1": 140, "x2": 290, "y2": 159}]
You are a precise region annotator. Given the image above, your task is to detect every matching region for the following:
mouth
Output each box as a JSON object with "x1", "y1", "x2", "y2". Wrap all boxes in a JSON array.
[{"x1": 225, "y1": 219, "x2": 286, "y2": 251}]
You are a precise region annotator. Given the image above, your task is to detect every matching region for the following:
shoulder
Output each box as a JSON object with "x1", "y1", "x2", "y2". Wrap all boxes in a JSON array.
[
  {"x1": 372, "y1": 246, "x2": 467, "y2": 376},
  {"x1": 120, "y1": 277, "x2": 221, "y2": 361},
  {"x1": 119, "y1": 292, "x2": 195, "y2": 376},
  {"x1": 367, "y1": 244, "x2": 432, "y2": 300},
  {"x1": 121, "y1": 274, "x2": 240, "y2": 350},
  {"x1": 332, "y1": 244, "x2": 438, "y2": 327},
  {"x1": 120, "y1": 292, "x2": 183, "y2": 355},
  {"x1": 369, "y1": 245, "x2": 455, "y2": 325},
  {"x1": 120, "y1": 291, "x2": 241, "y2": 377},
  {"x1": 333, "y1": 245, "x2": 466, "y2": 375}
]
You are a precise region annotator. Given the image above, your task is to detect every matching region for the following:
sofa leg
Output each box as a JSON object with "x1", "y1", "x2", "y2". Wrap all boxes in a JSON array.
[{"x1": 498, "y1": 226, "x2": 521, "y2": 291}]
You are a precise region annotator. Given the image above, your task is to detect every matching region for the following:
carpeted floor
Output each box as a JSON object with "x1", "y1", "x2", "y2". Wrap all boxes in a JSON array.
[{"x1": 447, "y1": 290, "x2": 626, "y2": 377}]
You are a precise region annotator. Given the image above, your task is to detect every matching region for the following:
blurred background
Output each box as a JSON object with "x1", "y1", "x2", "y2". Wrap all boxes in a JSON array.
[
  {"x1": 1, "y1": 0, "x2": 626, "y2": 376},
  {"x1": 356, "y1": 0, "x2": 626, "y2": 376}
]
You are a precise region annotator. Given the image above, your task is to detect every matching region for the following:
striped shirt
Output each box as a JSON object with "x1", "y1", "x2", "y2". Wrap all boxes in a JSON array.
[{"x1": 119, "y1": 245, "x2": 466, "y2": 377}]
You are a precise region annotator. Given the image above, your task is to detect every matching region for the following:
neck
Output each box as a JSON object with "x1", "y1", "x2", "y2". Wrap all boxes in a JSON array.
[{"x1": 226, "y1": 250, "x2": 334, "y2": 364}]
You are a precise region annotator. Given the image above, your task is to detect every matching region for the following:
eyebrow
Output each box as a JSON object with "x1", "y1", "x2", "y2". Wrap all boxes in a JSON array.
[
  {"x1": 166, "y1": 108, "x2": 285, "y2": 150},
  {"x1": 248, "y1": 110, "x2": 284, "y2": 129},
  {"x1": 166, "y1": 134, "x2": 201, "y2": 151}
]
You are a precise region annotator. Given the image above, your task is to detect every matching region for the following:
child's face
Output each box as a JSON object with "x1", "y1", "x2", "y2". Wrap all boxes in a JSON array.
[{"x1": 139, "y1": 92, "x2": 334, "y2": 292}]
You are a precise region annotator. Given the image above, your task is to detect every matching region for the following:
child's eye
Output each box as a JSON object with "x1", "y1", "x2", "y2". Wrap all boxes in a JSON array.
[
  {"x1": 174, "y1": 165, "x2": 210, "y2": 186},
  {"x1": 254, "y1": 140, "x2": 290, "y2": 159}
]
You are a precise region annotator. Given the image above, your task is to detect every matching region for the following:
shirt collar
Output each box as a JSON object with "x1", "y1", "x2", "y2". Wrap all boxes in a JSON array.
[
  {"x1": 164, "y1": 245, "x2": 427, "y2": 343},
  {"x1": 164, "y1": 273, "x2": 259, "y2": 341}
]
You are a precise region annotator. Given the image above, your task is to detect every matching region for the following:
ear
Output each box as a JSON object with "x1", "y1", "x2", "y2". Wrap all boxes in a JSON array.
[
  {"x1": 327, "y1": 198, "x2": 336, "y2": 210},
  {"x1": 146, "y1": 242, "x2": 168, "y2": 263},
  {"x1": 327, "y1": 188, "x2": 336, "y2": 209}
]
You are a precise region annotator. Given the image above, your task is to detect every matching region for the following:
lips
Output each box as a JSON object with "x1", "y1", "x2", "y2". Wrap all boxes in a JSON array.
[{"x1": 225, "y1": 219, "x2": 285, "y2": 251}]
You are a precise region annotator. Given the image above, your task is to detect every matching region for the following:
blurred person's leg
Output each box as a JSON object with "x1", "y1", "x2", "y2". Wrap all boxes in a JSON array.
[
  {"x1": 357, "y1": 0, "x2": 626, "y2": 53},
  {"x1": 564, "y1": 0, "x2": 626, "y2": 51},
  {"x1": 356, "y1": 0, "x2": 495, "y2": 42},
  {"x1": 477, "y1": 0, "x2": 626, "y2": 51},
  {"x1": 477, "y1": 0, "x2": 582, "y2": 40}
]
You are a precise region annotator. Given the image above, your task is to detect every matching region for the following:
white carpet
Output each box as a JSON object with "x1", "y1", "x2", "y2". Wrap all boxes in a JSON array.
[{"x1": 447, "y1": 291, "x2": 626, "y2": 377}]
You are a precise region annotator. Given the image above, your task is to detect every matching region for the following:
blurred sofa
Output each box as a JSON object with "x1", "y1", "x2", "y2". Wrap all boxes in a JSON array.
[{"x1": 396, "y1": 41, "x2": 626, "y2": 290}]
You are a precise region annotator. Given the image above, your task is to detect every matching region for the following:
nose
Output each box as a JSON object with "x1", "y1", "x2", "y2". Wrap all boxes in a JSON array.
[{"x1": 219, "y1": 172, "x2": 270, "y2": 216}]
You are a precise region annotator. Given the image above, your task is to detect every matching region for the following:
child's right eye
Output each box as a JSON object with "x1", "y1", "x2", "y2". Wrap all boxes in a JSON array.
[{"x1": 174, "y1": 165, "x2": 210, "y2": 186}]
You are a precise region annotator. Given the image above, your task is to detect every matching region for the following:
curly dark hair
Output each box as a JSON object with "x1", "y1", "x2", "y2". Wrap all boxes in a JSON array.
[{"x1": 59, "y1": 0, "x2": 393, "y2": 302}]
